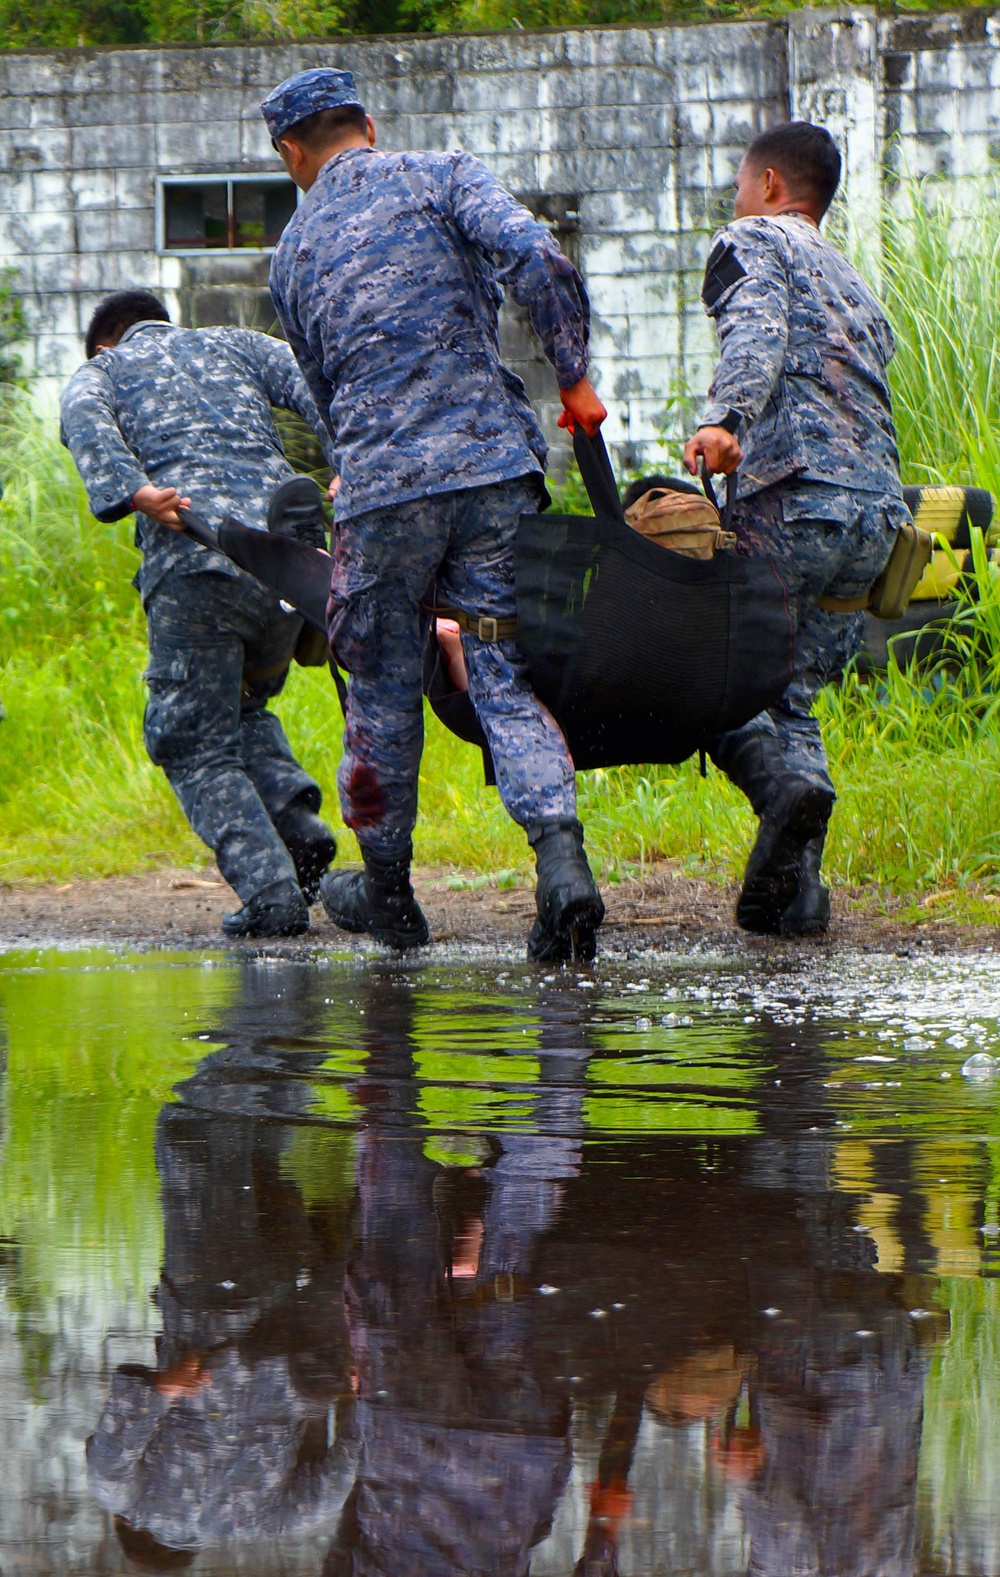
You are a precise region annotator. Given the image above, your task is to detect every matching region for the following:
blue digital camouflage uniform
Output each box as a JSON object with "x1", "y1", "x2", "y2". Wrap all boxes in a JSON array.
[
  {"x1": 60, "y1": 322, "x2": 333, "y2": 904},
  {"x1": 268, "y1": 139, "x2": 588, "y2": 852},
  {"x1": 327, "y1": 974, "x2": 575, "y2": 1577},
  {"x1": 87, "y1": 965, "x2": 356, "y2": 1554},
  {"x1": 699, "y1": 213, "x2": 910, "y2": 789}
]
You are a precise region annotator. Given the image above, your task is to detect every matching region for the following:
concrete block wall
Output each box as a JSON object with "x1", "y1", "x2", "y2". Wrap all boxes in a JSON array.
[{"x1": 1, "y1": 9, "x2": 1000, "y2": 467}]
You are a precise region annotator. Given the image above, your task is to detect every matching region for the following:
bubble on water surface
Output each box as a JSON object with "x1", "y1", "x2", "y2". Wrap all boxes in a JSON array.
[{"x1": 961, "y1": 1051, "x2": 999, "y2": 1080}]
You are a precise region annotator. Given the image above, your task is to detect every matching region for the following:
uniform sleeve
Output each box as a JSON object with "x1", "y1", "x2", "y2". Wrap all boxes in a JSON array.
[
  {"x1": 268, "y1": 255, "x2": 338, "y2": 445},
  {"x1": 250, "y1": 331, "x2": 336, "y2": 464},
  {"x1": 442, "y1": 153, "x2": 590, "y2": 390},
  {"x1": 59, "y1": 359, "x2": 149, "y2": 522},
  {"x1": 85, "y1": 1369, "x2": 170, "y2": 1512},
  {"x1": 699, "y1": 221, "x2": 790, "y2": 437}
]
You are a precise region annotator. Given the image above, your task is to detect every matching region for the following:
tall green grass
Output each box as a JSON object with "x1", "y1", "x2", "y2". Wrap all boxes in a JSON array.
[
  {"x1": 4, "y1": 186, "x2": 1000, "y2": 906},
  {"x1": 882, "y1": 181, "x2": 1000, "y2": 494}
]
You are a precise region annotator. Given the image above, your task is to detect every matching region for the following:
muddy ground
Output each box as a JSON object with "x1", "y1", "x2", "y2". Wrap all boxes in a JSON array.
[{"x1": 0, "y1": 862, "x2": 996, "y2": 955}]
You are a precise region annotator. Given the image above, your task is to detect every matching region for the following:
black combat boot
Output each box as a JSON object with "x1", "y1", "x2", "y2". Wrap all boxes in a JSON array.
[
  {"x1": 267, "y1": 475, "x2": 328, "y2": 550},
  {"x1": 780, "y1": 834, "x2": 831, "y2": 937},
  {"x1": 222, "y1": 877, "x2": 310, "y2": 939},
  {"x1": 319, "y1": 843, "x2": 430, "y2": 950},
  {"x1": 274, "y1": 795, "x2": 337, "y2": 904},
  {"x1": 711, "y1": 730, "x2": 835, "y2": 937},
  {"x1": 527, "y1": 819, "x2": 605, "y2": 964}
]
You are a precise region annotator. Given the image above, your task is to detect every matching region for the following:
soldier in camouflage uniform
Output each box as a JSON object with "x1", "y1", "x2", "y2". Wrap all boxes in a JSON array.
[
  {"x1": 87, "y1": 964, "x2": 356, "y2": 1560},
  {"x1": 61, "y1": 291, "x2": 339, "y2": 938},
  {"x1": 263, "y1": 68, "x2": 607, "y2": 962},
  {"x1": 684, "y1": 122, "x2": 909, "y2": 937}
]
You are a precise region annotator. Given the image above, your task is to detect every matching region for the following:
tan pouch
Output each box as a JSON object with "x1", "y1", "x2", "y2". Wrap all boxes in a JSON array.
[
  {"x1": 819, "y1": 519, "x2": 934, "y2": 621},
  {"x1": 624, "y1": 488, "x2": 737, "y2": 560},
  {"x1": 867, "y1": 520, "x2": 935, "y2": 618}
]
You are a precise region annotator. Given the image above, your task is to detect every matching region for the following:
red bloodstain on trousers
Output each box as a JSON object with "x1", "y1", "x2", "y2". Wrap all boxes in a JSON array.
[{"x1": 343, "y1": 761, "x2": 386, "y2": 829}]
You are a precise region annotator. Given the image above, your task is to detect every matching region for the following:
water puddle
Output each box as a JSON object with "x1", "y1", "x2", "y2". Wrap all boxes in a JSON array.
[{"x1": 2, "y1": 945, "x2": 1000, "y2": 1573}]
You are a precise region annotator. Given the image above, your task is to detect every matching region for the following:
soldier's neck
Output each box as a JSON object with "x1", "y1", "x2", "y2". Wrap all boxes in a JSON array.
[{"x1": 769, "y1": 204, "x2": 820, "y2": 228}]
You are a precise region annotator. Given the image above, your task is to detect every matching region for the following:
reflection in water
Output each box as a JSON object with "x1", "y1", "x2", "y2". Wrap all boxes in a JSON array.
[
  {"x1": 70, "y1": 960, "x2": 954, "y2": 1575},
  {"x1": 88, "y1": 970, "x2": 355, "y2": 1562},
  {"x1": 0, "y1": 949, "x2": 997, "y2": 1573},
  {"x1": 328, "y1": 972, "x2": 575, "y2": 1577}
]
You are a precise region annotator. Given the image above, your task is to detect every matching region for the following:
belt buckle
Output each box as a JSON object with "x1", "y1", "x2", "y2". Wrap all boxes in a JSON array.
[
  {"x1": 477, "y1": 615, "x2": 499, "y2": 642},
  {"x1": 494, "y1": 1272, "x2": 516, "y2": 1302}
]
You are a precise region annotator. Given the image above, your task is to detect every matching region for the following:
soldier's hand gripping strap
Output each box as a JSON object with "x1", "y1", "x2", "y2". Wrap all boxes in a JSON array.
[{"x1": 818, "y1": 519, "x2": 934, "y2": 621}]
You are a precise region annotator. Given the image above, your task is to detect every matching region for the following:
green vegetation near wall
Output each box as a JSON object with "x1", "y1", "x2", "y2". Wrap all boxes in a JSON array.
[
  {"x1": 2, "y1": 186, "x2": 1000, "y2": 921},
  {"x1": 0, "y1": 0, "x2": 991, "y2": 46}
]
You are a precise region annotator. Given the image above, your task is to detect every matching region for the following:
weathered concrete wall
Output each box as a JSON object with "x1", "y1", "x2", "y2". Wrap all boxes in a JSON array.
[
  {"x1": 1, "y1": 10, "x2": 1000, "y2": 466},
  {"x1": 0, "y1": 23, "x2": 787, "y2": 462}
]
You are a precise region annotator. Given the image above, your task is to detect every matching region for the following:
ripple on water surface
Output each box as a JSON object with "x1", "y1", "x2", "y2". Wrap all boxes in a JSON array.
[{"x1": 0, "y1": 945, "x2": 999, "y2": 1574}]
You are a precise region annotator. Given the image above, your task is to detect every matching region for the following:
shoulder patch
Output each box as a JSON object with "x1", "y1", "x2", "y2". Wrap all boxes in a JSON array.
[{"x1": 702, "y1": 240, "x2": 747, "y2": 310}]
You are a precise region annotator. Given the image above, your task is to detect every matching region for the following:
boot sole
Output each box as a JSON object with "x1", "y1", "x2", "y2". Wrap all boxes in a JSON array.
[
  {"x1": 369, "y1": 918, "x2": 431, "y2": 951},
  {"x1": 221, "y1": 913, "x2": 310, "y2": 939},
  {"x1": 528, "y1": 894, "x2": 605, "y2": 964},
  {"x1": 737, "y1": 785, "x2": 835, "y2": 936}
]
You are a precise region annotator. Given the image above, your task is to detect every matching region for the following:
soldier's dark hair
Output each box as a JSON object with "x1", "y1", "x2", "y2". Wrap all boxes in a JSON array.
[
  {"x1": 744, "y1": 121, "x2": 842, "y2": 216},
  {"x1": 621, "y1": 473, "x2": 702, "y2": 511},
  {"x1": 277, "y1": 104, "x2": 368, "y2": 152},
  {"x1": 85, "y1": 291, "x2": 170, "y2": 359}
]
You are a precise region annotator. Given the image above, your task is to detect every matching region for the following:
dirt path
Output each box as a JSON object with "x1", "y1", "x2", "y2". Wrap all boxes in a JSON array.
[{"x1": 0, "y1": 863, "x2": 996, "y2": 955}]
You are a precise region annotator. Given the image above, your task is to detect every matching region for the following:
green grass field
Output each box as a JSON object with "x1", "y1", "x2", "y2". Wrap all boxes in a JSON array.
[{"x1": 3, "y1": 184, "x2": 1000, "y2": 921}]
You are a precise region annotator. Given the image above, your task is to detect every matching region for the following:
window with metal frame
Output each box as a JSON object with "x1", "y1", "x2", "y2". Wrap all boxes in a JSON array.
[{"x1": 160, "y1": 176, "x2": 297, "y2": 252}]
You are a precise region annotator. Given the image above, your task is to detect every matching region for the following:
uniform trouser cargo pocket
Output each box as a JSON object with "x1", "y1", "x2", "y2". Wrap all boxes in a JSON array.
[
  {"x1": 143, "y1": 652, "x2": 206, "y2": 767},
  {"x1": 328, "y1": 574, "x2": 380, "y2": 675}
]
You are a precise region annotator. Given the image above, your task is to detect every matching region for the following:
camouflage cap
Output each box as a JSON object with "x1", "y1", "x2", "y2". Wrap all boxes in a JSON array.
[{"x1": 261, "y1": 68, "x2": 363, "y2": 140}]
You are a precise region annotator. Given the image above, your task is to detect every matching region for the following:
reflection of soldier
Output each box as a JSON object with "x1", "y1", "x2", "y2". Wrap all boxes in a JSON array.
[
  {"x1": 684, "y1": 122, "x2": 910, "y2": 938},
  {"x1": 86, "y1": 965, "x2": 355, "y2": 1563},
  {"x1": 60, "y1": 291, "x2": 337, "y2": 938},
  {"x1": 734, "y1": 1271, "x2": 945, "y2": 1577},
  {"x1": 554, "y1": 1204, "x2": 944, "y2": 1577},
  {"x1": 541, "y1": 1008, "x2": 947, "y2": 1577},
  {"x1": 264, "y1": 68, "x2": 605, "y2": 960},
  {"x1": 325, "y1": 974, "x2": 580, "y2": 1576}
]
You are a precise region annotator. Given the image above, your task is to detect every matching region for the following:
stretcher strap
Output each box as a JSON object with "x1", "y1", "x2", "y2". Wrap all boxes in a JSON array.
[
  {"x1": 423, "y1": 604, "x2": 518, "y2": 642},
  {"x1": 817, "y1": 591, "x2": 870, "y2": 613}
]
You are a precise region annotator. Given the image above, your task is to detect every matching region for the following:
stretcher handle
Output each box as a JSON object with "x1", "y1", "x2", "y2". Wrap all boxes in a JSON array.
[
  {"x1": 572, "y1": 427, "x2": 627, "y2": 525},
  {"x1": 177, "y1": 505, "x2": 220, "y2": 551},
  {"x1": 700, "y1": 466, "x2": 737, "y2": 532}
]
